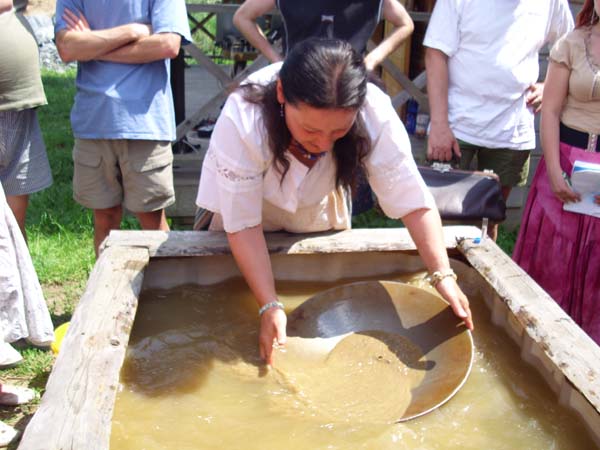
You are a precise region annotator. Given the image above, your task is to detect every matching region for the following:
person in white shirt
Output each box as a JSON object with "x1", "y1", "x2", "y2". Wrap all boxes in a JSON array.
[
  {"x1": 424, "y1": 0, "x2": 573, "y2": 239},
  {"x1": 196, "y1": 38, "x2": 473, "y2": 365}
]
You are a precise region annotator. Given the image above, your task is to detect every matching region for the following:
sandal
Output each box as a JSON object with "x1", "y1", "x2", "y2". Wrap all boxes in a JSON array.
[
  {"x1": 0, "y1": 342, "x2": 22, "y2": 369},
  {"x1": 0, "y1": 421, "x2": 19, "y2": 447},
  {"x1": 0, "y1": 385, "x2": 35, "y2": 406}
]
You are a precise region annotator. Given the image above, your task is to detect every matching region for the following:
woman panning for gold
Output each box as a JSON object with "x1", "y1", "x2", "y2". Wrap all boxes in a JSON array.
[{"x1": 195, "y1": 38, "x2": 473, "y2": 364}]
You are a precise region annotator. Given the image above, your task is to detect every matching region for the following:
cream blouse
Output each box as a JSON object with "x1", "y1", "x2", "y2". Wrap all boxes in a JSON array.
[
  {"x1": 196, "y1": 63, "x2": 435, "y2": 233},
  {"x1": 550, "y1": 28, "x2": 600, "y2": 134}
]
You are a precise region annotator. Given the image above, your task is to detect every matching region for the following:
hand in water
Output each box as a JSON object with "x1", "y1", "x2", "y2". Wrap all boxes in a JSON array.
[
  {"x1": 259, "y1": 308, "x2": 287, "y2": 365},
  {"x1": 435, "y1": 277, "x2": 473, "y2": 330}
]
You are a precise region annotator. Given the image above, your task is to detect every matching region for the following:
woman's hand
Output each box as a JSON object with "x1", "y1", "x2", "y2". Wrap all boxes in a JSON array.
[
  {"x1": 548, "y1": 168, "x2": 580, "y2": 203},
  {"x1": 259, "y1": 308, "x2": 287, "y2": 365},
  {"x1": 526, "y1": 83, "x2": 544, "y2": 113},
  {"x1": 435, "y1": 277, "x2": 473, "y2": 330}
]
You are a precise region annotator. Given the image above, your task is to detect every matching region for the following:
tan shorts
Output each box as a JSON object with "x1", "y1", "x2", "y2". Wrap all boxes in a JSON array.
[
  {"x1": 457, "y1": 140, "x2": 532, "y2": 187},
  {"x1": 73, "y1": 139, "x2": 175, "y2": 212}
]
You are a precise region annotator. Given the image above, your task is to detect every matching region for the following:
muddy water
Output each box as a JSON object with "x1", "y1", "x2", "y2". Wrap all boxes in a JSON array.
[
  {"x1": 271, "y1": 330, "x2": 425, "y2": 423},
  {"x1": 110, "y1": 275, "x2": 595, "y2": 450}
]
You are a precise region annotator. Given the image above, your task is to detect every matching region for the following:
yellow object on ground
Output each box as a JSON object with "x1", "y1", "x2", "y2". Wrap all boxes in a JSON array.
[{"x1": 51, "y1": 322, "x2": 70, "y2": 354}]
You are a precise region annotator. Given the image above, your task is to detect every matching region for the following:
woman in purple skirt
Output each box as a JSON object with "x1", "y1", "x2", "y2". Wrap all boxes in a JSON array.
[{"x1": 514, "y1": 0, "x2": 600, "y2": 345}]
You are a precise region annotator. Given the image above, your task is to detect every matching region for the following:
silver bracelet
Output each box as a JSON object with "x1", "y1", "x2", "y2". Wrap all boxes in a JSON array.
[
  {"x1": 427, "y1": 269, "x2": 458, "y2": 287},
  {"x1": 258, "y1": 301, "x2": 284, "y2": 316}
]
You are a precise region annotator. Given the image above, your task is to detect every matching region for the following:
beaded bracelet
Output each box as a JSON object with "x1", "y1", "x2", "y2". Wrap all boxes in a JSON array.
[
  {"x1": 427, "y1": 269, "x2": 458, "y2": 287},
  {"x1": 258, "y1": 301, "x2": 284, "y2": 316}
]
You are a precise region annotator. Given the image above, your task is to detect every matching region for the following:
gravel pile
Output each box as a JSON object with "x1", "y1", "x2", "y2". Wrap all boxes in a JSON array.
[{"x1": 25, "y1": 13, "x2": 75, "y2": 72}]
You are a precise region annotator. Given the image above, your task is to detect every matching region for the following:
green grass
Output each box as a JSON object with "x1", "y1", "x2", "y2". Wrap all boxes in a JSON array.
[
  {"x1": 1, "y1": 348, "x2": 54, "y2": 390},
  {"x1": 497, "y1": 226, "x2": 519, "y2": 256},
  {"x1": 27, "y1": 69, "x2": 95, "y2": 286}
]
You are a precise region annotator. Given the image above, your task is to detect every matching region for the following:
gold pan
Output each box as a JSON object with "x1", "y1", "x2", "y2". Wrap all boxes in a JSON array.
[{"x1": 282, "y1": 280, "x2": 474, "y2": 422}]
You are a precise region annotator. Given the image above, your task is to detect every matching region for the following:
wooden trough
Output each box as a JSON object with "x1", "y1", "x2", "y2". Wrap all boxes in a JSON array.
[{"x1": 18, "y1": 227, "x2": 600, "y2": 449}]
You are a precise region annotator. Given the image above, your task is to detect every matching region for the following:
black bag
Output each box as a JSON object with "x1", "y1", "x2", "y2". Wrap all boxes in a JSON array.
[{"x1": 418, "y1": 164, "x2": 506, "y2": 222}]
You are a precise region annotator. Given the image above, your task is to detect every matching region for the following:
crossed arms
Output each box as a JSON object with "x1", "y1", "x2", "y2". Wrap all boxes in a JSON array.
[{"x1": 55, "y1": 8, "x2": 181, "y2": 64}]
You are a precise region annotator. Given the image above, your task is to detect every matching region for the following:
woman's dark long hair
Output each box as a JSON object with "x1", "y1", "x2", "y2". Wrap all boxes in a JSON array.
[
  {"x1": 241, "y1": 38, "x2": 371, "y2": 188},
  {"x1": 576, "y1": 0, "x2": 599, "y2": 28}
]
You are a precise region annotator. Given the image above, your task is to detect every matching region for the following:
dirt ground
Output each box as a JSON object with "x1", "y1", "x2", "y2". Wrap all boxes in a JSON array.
[{"x1": 23, "y1": 0, "x2": 56, "y2": 16}]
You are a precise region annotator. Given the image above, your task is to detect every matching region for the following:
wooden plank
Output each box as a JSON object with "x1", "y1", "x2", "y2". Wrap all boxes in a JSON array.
[
  {"x1": 458, "y1": 238, "x2": 600, "y2": 414},
  {"x1": 102, "y1": 226, "x2": 482, "y2": 258},
  {"x1": 184, "y1": 44, "x2": 232, "y2": 86},
  {"x1": 380, "y1": 59, "x2": 429, "y2": 112},
  {"x1": 176, "y1": 54, "x2": 269, "y2": 141},
  {"x1": 18, "y1": 247, "x2": 150, "y2": 450},
  {"x1": 368, "y1": 37, "x2": 428, "y2": 111},
  {"x1": 392, "y1": 71, "x2": 427, "y2": 109},
  {"x1": 176, "y1": 89, "x2": 227, "y2": 142},
  {"x1": 376, "y1": 12, "x2": 412, "y2": 100},
  {"x1": 188, "y1": 12, "x2": 215, "y2": 38}
]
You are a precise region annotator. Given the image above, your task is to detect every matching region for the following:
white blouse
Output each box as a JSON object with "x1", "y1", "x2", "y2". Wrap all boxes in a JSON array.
[
  {"x1": 0, "y1": 184, "x2": 54, "y2": 347},
  {"x1": 196, "y1": 63, "x2": 435, "y2": 233}
]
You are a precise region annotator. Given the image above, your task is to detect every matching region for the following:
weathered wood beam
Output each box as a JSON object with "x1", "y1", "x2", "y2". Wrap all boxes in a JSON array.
[
  {"x1": 175, "y1": 54, "x2": 269, "y2": 141},
  {"x1": 459, "y1": 238, "x2": 600, "y2": 414},
  {"x1": 18, "y1": 247, "x2": 150, "y2": 450},
  {"x1": 184, "y1": 44, "x2": 232, "y2": 86},
  {"x1": 188, "y1": 12, "x2": 215, "y2": 37},
  {"x1": 102, "y1": 227, "x2": 481, "y2": 258},
  {"x1": 391, "y1": 71, "x2": 427, "y2": 109}
]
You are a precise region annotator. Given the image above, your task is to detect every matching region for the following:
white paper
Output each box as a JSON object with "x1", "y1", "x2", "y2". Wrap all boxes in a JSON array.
[{"x1": 563, "y1": 160, "x2": 600, "y2": 218}]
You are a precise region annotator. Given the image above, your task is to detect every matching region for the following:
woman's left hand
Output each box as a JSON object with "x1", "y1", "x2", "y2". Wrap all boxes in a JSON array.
[
  {"x1": 435, "y1": 277, "x2": 474, "y2": 330},
  {"x1": 595, "y1": 194, "x2": 600, "y2": 205}
]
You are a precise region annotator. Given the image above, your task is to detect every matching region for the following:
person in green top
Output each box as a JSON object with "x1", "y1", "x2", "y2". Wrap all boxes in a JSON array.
[{"x1": 0, "y1": 0, "x2": 53, "y2": 240}]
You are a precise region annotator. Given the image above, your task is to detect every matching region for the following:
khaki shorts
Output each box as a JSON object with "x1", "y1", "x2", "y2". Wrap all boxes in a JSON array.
[
  {"x1": 457, "y1": 140, "x2": 531, "y2": 187},
  {"x1": 73, "y1": 139, "x2": 174, "y2": 212}
]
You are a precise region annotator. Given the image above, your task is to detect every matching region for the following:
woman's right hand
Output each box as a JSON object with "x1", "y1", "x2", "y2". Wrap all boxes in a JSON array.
[
  {"x1": 548, "y1": 168, "x2": 580, "y2": 203},
  {"x1": 259, "y1": 308, "x2": 287, "y2": 366}
]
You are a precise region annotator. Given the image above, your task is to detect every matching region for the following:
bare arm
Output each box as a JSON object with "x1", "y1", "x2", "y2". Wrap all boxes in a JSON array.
[
  {"x1": 402, "y1": 207, "x2": 473, "y2": 330},
  {"x1": 540, "y1": 61, "x2": 579, "y2": 203},
  {"x1": 0, "y1": 0, "x2": 12, "y2": 14},
  {"x1": 98, "y1": 32, "x2": 181, "y2": 64},
  {"x1": 55, "y1": 8, "x2": 151, "y2": 62},
  {"x1": 425, "y1": 47, "x2": 460, "y2": 161},
  {"x1": 227, "y1": 225, "x2": 286, "y2": 365},
  {"x1": 364, "y1": 0, "x2": 414, "y2": 72},
  {"x1": 233, "y1": 0, "x2": 282, "y2": 63}
]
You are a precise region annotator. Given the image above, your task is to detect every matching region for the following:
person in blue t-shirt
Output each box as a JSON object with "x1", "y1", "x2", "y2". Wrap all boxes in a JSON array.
[{"x1": 54, "y1": 0, "x2": 191, "y2": 256}]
